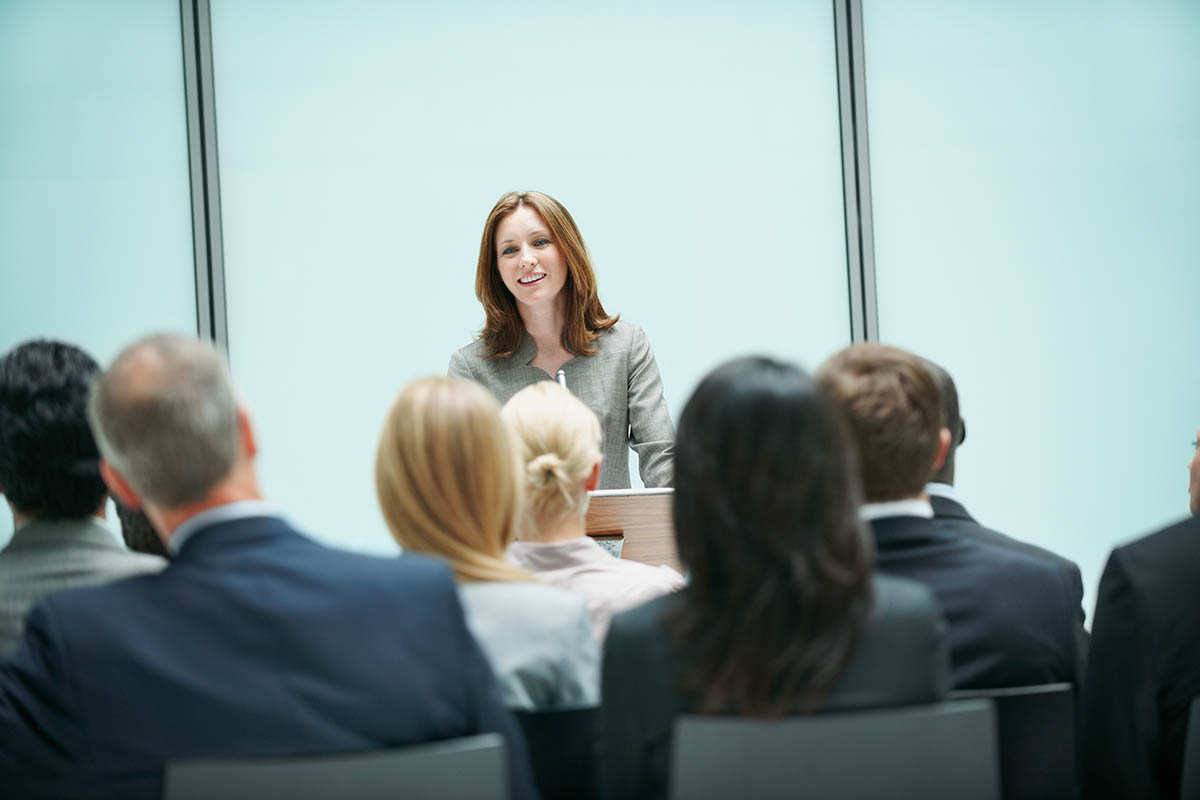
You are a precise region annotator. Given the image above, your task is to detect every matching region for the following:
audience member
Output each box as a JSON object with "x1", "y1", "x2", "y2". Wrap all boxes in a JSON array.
[
  {"x1": 501, "y1": 381, "x2": 683, "y2": 640},
  {"x1": 0, "y1": 339, "x2": 163, "y2": 657},
  {"x1": 817, "y1": 343, "x2": 1082, "y2": 689},
  {"x1": 923, "y1": 360, "x2": 1088, "y2": 664},
  {"x1": 0, "y1": 334, "x2": 535, "y2": 800},
  {"x1": 1083, "y1": 515, "x2": 1200, "y2": 799},
  {"x1": 112, "y1": 496, "x2": 169, "y2": 558},
  {"x1": 600, "y1": 356, "x2": 950, "y2": 800},
  {"x1": 376, "y1": 375, "x2": 599, "y2": 710}
]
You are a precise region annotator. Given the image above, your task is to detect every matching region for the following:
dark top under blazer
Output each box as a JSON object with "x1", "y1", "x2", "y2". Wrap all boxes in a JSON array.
[
  {"x1": 870, "y1": 514, "x2": 1082, "y2": 690},
  {"x1": 599, "y1": 574, "x2": 951, "y2": 800},
  {"x1": 0, "y1": 516, "x2": 536, "y2": 800},
  {"x1": 1082, "y1": 514, "x2": 1200, "y2": 800},
  {"x1": 929, "y1": 494, "x2": 1089, "y2": 672}
]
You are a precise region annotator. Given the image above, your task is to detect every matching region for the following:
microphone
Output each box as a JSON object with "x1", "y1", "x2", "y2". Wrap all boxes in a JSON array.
[{"x1": 556, "y1": 369, "x2": 568, "y2": 390}]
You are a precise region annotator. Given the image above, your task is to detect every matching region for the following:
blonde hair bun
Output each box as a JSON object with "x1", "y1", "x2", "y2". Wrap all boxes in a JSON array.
[{"x1": 502, "y1": 382, "x2": 602, "y2": 525}]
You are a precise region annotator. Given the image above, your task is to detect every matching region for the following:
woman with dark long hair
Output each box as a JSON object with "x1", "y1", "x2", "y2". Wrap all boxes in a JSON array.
[{"x1": 599, "y1": 356, "x2": 950, "y2": 800}]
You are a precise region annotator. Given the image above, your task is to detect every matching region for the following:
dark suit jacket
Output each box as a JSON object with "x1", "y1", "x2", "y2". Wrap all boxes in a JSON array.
[
  {"x1": 1082, "y1": 515, "x2": 1200, "y2": 800},
  {"x1": 599, "y1": 574, "x2": 950, "y2": 800},
  {"x1": 871, "y1": 514, "x2": 1082, "y2": 691},
  {"x1": 0, "y1": 515, "x2": 536, "y2": 800},
  {"x1": 929, "y1": 494, "x2": 1089, "y2": 672}
]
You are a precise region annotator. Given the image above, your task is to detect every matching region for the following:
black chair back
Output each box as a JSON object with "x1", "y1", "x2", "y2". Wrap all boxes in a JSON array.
[
  {"x1": 515, "y1": 706, "x2": 598, "y2": 800},
  {"x1": 670, "y1": 700, "x2": 999, "y2": 800},
  {"x1": 163, "y1": 733, "x2": 506, "y2": 800},
  {"x1": 1182, "y1": 698, "x2": 1200, "y2": 800},
  {"x1": 950, "y1": 682, "x2": 1075, "y2": 799}
]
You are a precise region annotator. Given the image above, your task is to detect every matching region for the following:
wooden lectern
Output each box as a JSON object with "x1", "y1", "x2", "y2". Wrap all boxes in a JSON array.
[{"x1": 585, "y1": 488, "x2": 680, "y2": 572}]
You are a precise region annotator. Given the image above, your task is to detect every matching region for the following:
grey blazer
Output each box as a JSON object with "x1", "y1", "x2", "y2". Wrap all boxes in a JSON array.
[
  {"x1": 449, "y1": 321, "x2": 674, "y2": 488},
  {"x1": 599, "y1": 575, "x2": 951, "y2": 800},
  {"x1": 0, "y1": 517, "x2": 165, "y2": 657}
]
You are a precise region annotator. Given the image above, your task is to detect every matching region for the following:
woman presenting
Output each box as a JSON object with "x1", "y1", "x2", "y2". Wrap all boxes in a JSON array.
[{"x1": 449, "y1": 190, "x2": 673, "y2": 488}]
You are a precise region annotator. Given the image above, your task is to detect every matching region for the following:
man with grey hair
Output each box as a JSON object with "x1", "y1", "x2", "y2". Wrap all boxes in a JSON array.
[{"x1": 0, "y1": 333, "x2": 535, "y2": 799}]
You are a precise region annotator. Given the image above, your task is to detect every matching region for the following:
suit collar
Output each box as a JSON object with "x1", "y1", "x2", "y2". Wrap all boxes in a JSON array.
[
  {"x1": 169, "y1": 501, "x2": 283, "y2": 558},
  {"x1": 869, "y1": 514, "x2": 953, "y2": 549},
  {"x1": 4, "y1": 516, "x2": 121, "y2": 551},
  {"x1": 928, "y1": 493, "x2": 976, "y2": 523}
]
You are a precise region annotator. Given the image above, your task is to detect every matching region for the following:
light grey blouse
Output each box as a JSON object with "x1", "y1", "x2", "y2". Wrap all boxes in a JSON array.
[
  {"x1": 457, "y1": 581, "x2": 599, "y2": 711},
  {"x1": 448, "y1": 321, "x2": 674, "y2": 489}
]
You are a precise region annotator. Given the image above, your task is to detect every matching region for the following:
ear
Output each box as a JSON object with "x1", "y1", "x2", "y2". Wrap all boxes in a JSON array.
[
  {"x1": 584, "y1": 459, "x2": 602, "y2": 493},
  {"x1": 100, "y1": 460, "x2": 142, "y2": 510},
  {"x1": 236, "y1": 407, "x2": 258, "y2": 460},
  {"x1": 930, "y1": 428, "x2": 953, "y2": 473}
]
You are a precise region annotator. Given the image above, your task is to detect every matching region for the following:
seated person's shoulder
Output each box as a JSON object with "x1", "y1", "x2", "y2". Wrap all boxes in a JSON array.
[
  {"x1": 1118, "y1": 514, "x2": 1200, "y2": 571},
  {"x1": 348, "y1": 549, "x2": 456, "y2": 589},
  {"x1": 1100, "y1": 515, "x2": 1200, "y2": 617},
  {"x1": 461, "y1": 580, "x2": 590, "y2": 630}
]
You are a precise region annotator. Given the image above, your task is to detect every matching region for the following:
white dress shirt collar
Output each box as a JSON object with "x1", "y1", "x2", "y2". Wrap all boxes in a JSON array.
[
  {"x1": 859, "y1": 498, "x2": 934, "y2": 522},
  {"x1": 923, "y1": 482, "x2": 962, "y2": 504}
]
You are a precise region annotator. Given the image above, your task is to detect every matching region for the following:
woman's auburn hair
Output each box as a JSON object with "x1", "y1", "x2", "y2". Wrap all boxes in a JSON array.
[
  {"x1": 665, "y1": 356, "x2": 875, "y2": 717},
  {"x1": 474, "y1": 190, "x2": 617, "y2": 359},
  {"x1": 375, "y1": 375, "x2": 531, "y2": 583}
]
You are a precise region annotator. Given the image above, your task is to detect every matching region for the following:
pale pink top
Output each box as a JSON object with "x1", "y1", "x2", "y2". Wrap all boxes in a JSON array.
[{"x1": 507, "y1": 537, "x2": 685, "y2": 641}]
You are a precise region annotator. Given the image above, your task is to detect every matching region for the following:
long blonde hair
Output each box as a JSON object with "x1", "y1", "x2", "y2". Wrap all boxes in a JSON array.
[
  {"x1": 375, "y1": 376, "x2": 530, "y2": 582},
  {"x1": 501, "y1": 382, "x2": 602, "y2": 529}
]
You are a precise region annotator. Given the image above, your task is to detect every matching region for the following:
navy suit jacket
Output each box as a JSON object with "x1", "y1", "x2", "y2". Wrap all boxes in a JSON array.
[
  {"x1": 929, "y1": 494, "x2": 1089, "y2": 673},
  {"x1": 870, "y1": 515, "x2": 1082, "y2": 690},
  {"x1": 1083, "y1": 515, "x2": 1200, "y2": 800},
  {"x1": 0, "y1": 515, "x2": 536, "y2": 800}
]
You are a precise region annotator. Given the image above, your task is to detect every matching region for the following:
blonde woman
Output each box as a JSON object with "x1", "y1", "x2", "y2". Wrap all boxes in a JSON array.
[
  {"x1": 375, "y1": 376, "x2": 598, "y2": 710},
  {"x1": 502, "y1": 382, "x2": 684, "y2": 641}
]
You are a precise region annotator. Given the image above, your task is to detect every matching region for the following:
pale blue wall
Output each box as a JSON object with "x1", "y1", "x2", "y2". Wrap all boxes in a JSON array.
[
  {"x1": 3, "y1": 1, "x2": 1198, "y2": 615},
  {"x1": 863, "y1": 0, "x2": 1200, "y2": 619},
  {"x1": 0, "y1": 0, "x2": 196, "y2": 548},
  {"x1": 209, "y1": 0, "x2": 850, "y2": 554}
]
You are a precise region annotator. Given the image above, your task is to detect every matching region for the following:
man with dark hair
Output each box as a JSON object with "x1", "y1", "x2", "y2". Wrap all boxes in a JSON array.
[
  {"x1": 0, "y1": 339, "x2": 163, "y2": 656},
  {"x1": 923, "y1": 360, "x2": 1088, "y2": 659},
  {"x1": 817, "y1": 343, "x2": 1081, "y2": 689},
  {"x1": 0, "y1": 333, "x2": 535, "y2": 799}
]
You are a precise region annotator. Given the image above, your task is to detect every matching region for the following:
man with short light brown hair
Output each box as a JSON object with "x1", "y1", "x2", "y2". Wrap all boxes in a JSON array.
[
  {"x1": 817, "y1": 344, "x2": 948, "y2": 503},
  {"x1": 818, "y1": 343, "x2": 1082, "y2": 689}
]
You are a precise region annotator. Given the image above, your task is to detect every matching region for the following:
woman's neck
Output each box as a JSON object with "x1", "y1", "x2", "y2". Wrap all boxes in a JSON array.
[
  {"x1": 523, "y1": 512, "x2": 586, "y2": 544},
  {"x1": 519, "y1": 299, "x2": 567, "y2": 354}
]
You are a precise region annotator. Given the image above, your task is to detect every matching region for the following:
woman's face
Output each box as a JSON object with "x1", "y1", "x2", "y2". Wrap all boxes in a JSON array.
[{"x1": 494, "y1": 204, "x2": 568, "y2": 312}]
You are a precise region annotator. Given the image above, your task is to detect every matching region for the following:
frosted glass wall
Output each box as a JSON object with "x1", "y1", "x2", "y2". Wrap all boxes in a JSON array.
[
  {"x1": 0, "y1": 0, "x2": 197, "y2": 548},
  {"x1": 863, "y1": 0, "x2": 1200, "y2": 619},
  {"x1": 210, "y1": 0, "x2": 851, "y2": 553}
]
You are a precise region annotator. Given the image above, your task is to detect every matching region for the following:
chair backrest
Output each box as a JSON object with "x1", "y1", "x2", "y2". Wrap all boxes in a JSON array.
[
  {"x1": 1182, "y1": 698, "x2": 1200, "y2": 800},
  {"x1": 950, "y1": 682, "x2": 1075, "y2": 800},
  {"x1": 163, "y1": 734, "x2": 506, "y2": 800},
  {"x1": 670, "y1": 700, "x2": 999, "y2": 800},
  {"x1": 515, "y1": 706, "x2": 598, "y2": 800}
]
